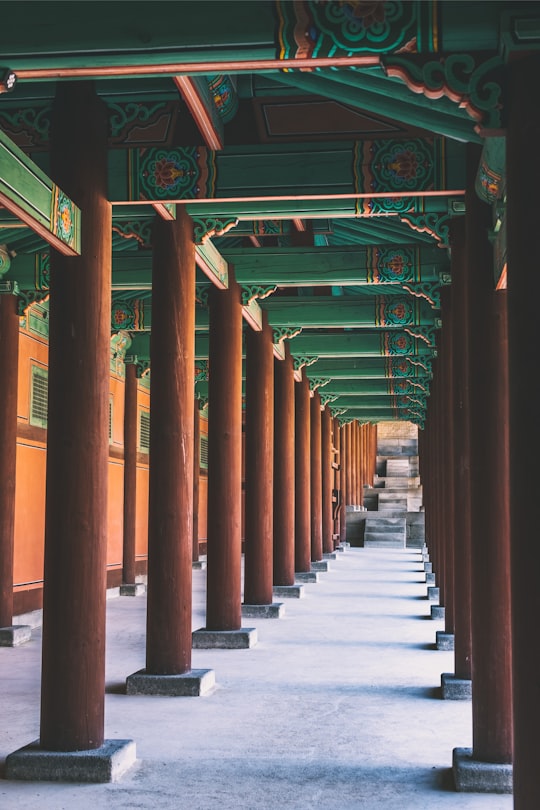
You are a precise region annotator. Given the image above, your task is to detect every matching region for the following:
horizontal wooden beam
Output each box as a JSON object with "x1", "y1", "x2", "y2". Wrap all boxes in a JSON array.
[
  {"x1": 173, "y1": 76, "x2": 224, "y2": 151},
  {"x1": 0, "y1": 130, "x2": 81, "y2": 256},
  {"x1": 262, "y1": 296, "x2": 436, "y2": 330}
]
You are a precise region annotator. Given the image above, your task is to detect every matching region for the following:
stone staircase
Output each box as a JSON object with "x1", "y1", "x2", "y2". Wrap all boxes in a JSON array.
[
  {"x1": 363, "y1": 450, "x2": 423, "y2": 548},
  {"x1": 364, "y1": 515, "x2": 407, "y2": 548}
]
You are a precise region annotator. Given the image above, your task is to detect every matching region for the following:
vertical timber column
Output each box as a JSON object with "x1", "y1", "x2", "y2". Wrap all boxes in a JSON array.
[
  {"x1": 295, "y1": 370, "x2": 311, "y2": 572},
  {"x1": 145, "y1": 209, "x2": 195, "y2": 675},
  {"x1": 0, "y1": 294, "x2": 20, "y2": 637},
  {"x1": 321, "y1": 406, "x2": 333, "y2": 554},
  {"x1": 310, "y1": 390, "x2": 323, "y2": 562},
  {"x1": 206, "y1": 272, "x2": 243, "y2": 630},
  {"x1": 333, "y1": 416, "x2": 341, "y2": 547},
  {"x1": 463, "y1": 143, "x2": 512, "y2": 781},
  {"x1": 273, "y1": 344, "x2": 295, "y2": 586},
  {"x1": 345, "y1": 422, "x2": 352, "y2": 505},
  {"x1": 40, "y1": 83, "x2": 111, "y2": 751},
  {"x1": 192, "y1": 398, "x2": 201, "y2": 563},
  {"x1": 351, "y1": 421, "x2": 357, "y2": 506},
  {"x1": 122, "y1": 362, "x2": 137, "y2": 587},
  {"x1": 243, "y1": 315, "x2": 274, "y2": 606},
  {"x1": 339, "y1": 421, "x2": 347, "y2": 545},
  {"x1": 507, "y1": 55, "x2": 540, "y2": 807},
  {"x1": 448, "y1": 218, "x2": 473, "y2": 692}
]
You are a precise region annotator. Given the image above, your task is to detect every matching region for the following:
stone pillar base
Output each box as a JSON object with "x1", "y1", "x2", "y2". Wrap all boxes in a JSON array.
[
  {"x1": 273, "y1": 584, "x2": 305, "y2": 599},
  {"x1": 427, "y1": 586, "x2": 440, "y2": 602},
  {"x1": 126, "y1": 668, "x2": 215, "y2": 696},
  {"x1": 424, "y1": 562, "x2": 433, "y2": 573},
  {"x1": 441, "y1": 673, "x2": 472, "y2": 700},
  {"x1": 0, "y1": 625, "x2": 32, "y2": 647},
  {"x1": 5, "y1": 739, "x2": 136, "y2": 783},
  {"x1": 323, "y1": 552, "x2": 338, "y2": 560},
  {"x1": 431, "y1": 605, "x2": 445, "y2": 620},
  {"x1": 295, "y1": 571, "x2": 319, "y2": 583},
  {"x1": 425, "y1": 572, "x2": 436, "y2": 585},
  {"x1": 192, "y1": 560, "x2": 207, "y2": 570},
  {"x1": 336, "y1": 542, "x2": 350, "y2": 552},
  {"x1": 453, "y1": 747, "x2": 512, "y2": 793},
  {"x1": 192, "y1": 627, "x2": 257, "y2": 649},
  {"x1": 436, "y1": 631, "x2": 454, "y2": 650},
  {"x1": 241, "y1": 603, "x2": 284, "y2": 619},
  {"x1": 119, "y1": 583, "x2": 146, "y2": 597},
  {"x1": 311, "y1": 561, "x2": 329, "y2": 572}
]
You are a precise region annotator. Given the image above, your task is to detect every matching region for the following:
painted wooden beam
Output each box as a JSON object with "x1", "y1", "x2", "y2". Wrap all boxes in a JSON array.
[
  {"x1": 307, "y1": 358, "x2": 432, "y2": 380},
  {"x1": 0, "y1": 130, "x2": 80, "y2": 256},
  {"x1": 173, "y1": 76, "x2": 224, "y2": 150},
  {"x1": 195, "y1": 240, "x2": 228, "y2": 289},
  {"x1": 261, "y1": 296, "x2": 437, "y2": 329},
  {"x1": 288, "y1": 331, "x2": 434, "y2": 359}
]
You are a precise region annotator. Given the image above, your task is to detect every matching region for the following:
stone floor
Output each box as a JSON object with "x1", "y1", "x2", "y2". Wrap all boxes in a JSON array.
[{"x1": 1, "y1": 547, "x2": 513, "y2": 809}]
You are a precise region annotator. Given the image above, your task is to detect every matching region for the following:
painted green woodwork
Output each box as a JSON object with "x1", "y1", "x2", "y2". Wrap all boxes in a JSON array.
[
  {"x1": 260, "y1": 296, "x2": 437, "y2": 329},
  {"x1": 333, "y1": 395, "x2": 426, "y2": 410},
  {"x1": 195, "y1": 239, "x2": 229, "y2": 288},
  {"x1": 207, "y1": 75, "x2": 239, "y2": 123},
  {"x1": 288, "y1": 331, "x2": 434, "y2": 359},
  {"x1": 220, "y1": 245, "x2": 449, "y2": 285},
  {"x1": 307, "y1": 357, "x2": 432, "y2": 380},
  {"x1": 118, "y1": 137, "x2": 461, "y2": 205},
  {"x1": 321, "y1": 379, "x2": 429, "y2": 397},
  {"x1": 0, "y1": 130, "x2": 81, "y2": 255}
]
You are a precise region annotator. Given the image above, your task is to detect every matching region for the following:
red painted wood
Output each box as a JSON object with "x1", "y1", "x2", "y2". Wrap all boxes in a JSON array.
[
  {"x1": 122, "y1": 363, "x2": 137, "y2": 585},
  {"x1": 449, "y1": 216, "x2": 473, "y2": 682},
  {"x1": 244, "y1": 316, "x2": 274, "y2": 605},
  {"x1": 310, "y1": 391, "x2": 323, "y2": 562},
  {"x1": 467, "y1": 145, "x2": 512, "y2": 764},
  {"x1": 273, "y1": 345, "x2": 295, "y2": 585},
  {"x1": 321, "y1": 407, "x2": 333, "y2": 554},
  {"x1": 206, "y1": 274, "x2": 243, "y2": 630},
  {"x1": 507, "y1": 56, "x2": 540, "y2": 805},
  {"x1": 294, "y1": 372, "x2": 311, "y2": 573},
  {"x1": 40, "y1": 82, "x2": 110, "y2": 751},
  {"x1": 0, "y1": 295, "x2": 19, "y2": 629},
  {"x1": 145, "y1": 208, "x2": 195, "y2": 674},
  {"x1": 440, "y1": 287, "x2": 455, "y2": 635},
  {"x1": 339, "y1": 423, "x2": 347, "y2": 544}
]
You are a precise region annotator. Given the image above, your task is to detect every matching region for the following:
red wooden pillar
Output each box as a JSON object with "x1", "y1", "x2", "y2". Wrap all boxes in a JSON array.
[
  {"x1": 143, "y1": 209, "x2": 195, "y2": 675},
  {"x1": 0, "y1": 294, "x2": 20, "y2": 638},
  {"x1": 448, "y1": 217, "x2": 473, "y2": 689},
  {"x1": 507, "y1": 54, "x2": 540, "y2": 807},
  {"x1": 40, "y1": 82, "x2": 111, "y2": 751},
  {"x1": 192, "y1": 398, "x2": 201, "y2": 563},
  {"x1": 332, "y1": 416, "x2": 341, "y2": 547},
  {"x1": 321, "y1": 406, "x2": 333, "y2": 554},
  {"x1": 345, "y1": 422, "x2": 352, "y2": 505},
  {"x1": 295, "y1": 371, "x2": 311, "y2": 572},
  {"x1": 206, "y1": 273, "x2": 243, "y2": 630},
  {"x1": 310, "y1": 390, "x2": 323, "y2": 562},
  {"x1": 466, "y1": 143, "x2": 512, "y2": 771},
  {"x1": 273, "y1": 344, "x2": 295, "y2": 586},
  {"x1": 351, "y1": 421, "x2": 357, "y2": 505},
  {"x1": 243, "y1": 316, "x2": 274, "y2": 605},
  {"x1": 339, "y1": 422, "x2": 347, "y2": 545},
  {"x1": 122, "y1": 362, "x2": 137, "y2": 586}
]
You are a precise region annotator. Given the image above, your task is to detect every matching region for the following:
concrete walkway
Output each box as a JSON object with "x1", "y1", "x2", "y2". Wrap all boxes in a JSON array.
[{"x1": 1, "y1": 547, "x2": 513, "y2": 809}]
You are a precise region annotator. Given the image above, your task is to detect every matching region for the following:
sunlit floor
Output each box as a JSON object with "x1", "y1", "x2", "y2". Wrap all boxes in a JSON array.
[{"x1": 1, "y1": 546, "x2": 513, "y2": 810}]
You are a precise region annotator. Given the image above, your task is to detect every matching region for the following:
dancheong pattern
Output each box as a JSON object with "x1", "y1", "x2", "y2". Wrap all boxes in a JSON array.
[
  {"x1": 131, "y1": 147, "x2": 217, "y2": 201},
  {"x1": 366, "y1": 246, "x2": 418, "y2": 283}
]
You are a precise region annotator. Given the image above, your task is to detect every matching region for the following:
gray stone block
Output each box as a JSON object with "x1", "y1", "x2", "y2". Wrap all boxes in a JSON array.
[
  {"x1": 0, "y1": 625, "x2": 32, "y2": 647},
  {"x1": 436, "y1": 631, "x2": 454, "y2": 651},
  {"x1": 311, "y1": 561, "x2": 329, "y2": 572},
  {"x1": 273, "y1": 584, "x2": 305, "y2": 599},
  {"x1": 192, "y1": 627, "x2": 257, "y2": 649},
  {"x1": 119, "y1": 583, "x2": 146, "y2": 597},
  {"x1": 323, "y1": 552, "x2": 338, "y2": 560},
  {"x1": 453, "y1": 747, "x2": 512, "y2": 793},
  {"x1": 126, "y1": 668, "x2": 215, "y2": 696},
  {"x1": 295, "y1": 571, "x2": 319, "y2": 583},
  {"x1": 192, "y1": 560, "x2": 207, "y2": 570},
  {"x1": 241, "y1": 603, "x2": 284, "y2": 618},
  {"x1": 427, "y1": 586, "x2": 440, "y2": 602},
  {"x1": 431, "y1": 605, "x2": 445, "y2": 620},
  {"x1": 441, "y1": 673, "x2": 472, "y2": 700},
  {"x1": 5, "y1": 739, "x2": 136, "y2": 783},
  {"x1": 425, "y1": 572, "x2": 436, "y2": 585},
  {"x1": 423, "y1": 562, "x2": 433, "y2": 573}
]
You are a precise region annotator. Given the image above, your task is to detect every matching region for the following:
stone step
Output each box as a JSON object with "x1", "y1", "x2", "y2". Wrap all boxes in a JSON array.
[
  {"x1": 385, "y1": 458, "x2": 410, "y2": 477},
  {"x1": 364, "y1": 516, "x2": 406, "y2": 548}
]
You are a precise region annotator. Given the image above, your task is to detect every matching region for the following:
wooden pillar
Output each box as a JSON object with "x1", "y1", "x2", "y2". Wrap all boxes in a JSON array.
[
  {"x1": 273, "y1": 344, "x2": 295, "y2": 586},
  {"x1": 507, "y1": 55, "x2": 540, "y2": 806},
  {"x1": 206, "y1": 273, "x2": 243, "y2": 630},
  {"x1": 351, "y1": 421, "x2": 357, "y2": 506},
  {"x1": 122, "y1": 363, "x2": 137, "y2": 586},
  {"x1": 294, "y1": 371, "x2": 311, "y2": 572},
  {"x1": 345, "y1": 422, "x2": 352, "y2": 505},
  {"x1": 192, "y1": 398, "x2": 201, "y2": 563},
  {"x1": 450, "y1": 216, "x2": 473, "y2": 683},
  {"x1": 339, "y1": 422, "x2": 347, "y2": 545},
  {"x1": 321, "y1": 407, "x2": 333, "y2": 554},
  {"x1": 333, "y1": 416, "x2": 341, "y2": 547},
  {"x1": 440, "y1": 287, "x2": 455, "y2": 634},
  {"x1": 467, "y1": 144, "x2": 512, "y2": 765},
  {"x1": 243, "y1": 316, "x2": 274, "y2": 605},
  {"x1": 310, "y1": 390, "x2": 323, "y2": 562},
  {"x1": 40, "y1": 82, "x2": 111, "y2": 750},
  {"x1": 0, "y1": 294, "x2": 19, "y2": 630},
  {"x1": 145, "y1": 209, "x2": 195, "y2": 674}
]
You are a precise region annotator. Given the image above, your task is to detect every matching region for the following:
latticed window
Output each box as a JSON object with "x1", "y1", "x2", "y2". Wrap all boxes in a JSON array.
[
  {"x1": 139, "y1": 410, "x2": 150, "y2": 453},
  {"x1": 200, "y1": 434, "x2": 208, "y2": 471},
  {"x1": 109, "y1": 396, "x2": 113, "y2": 443},
  {"x1": 29, "y1": 365, "x2": 48, "y2": 429}
]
